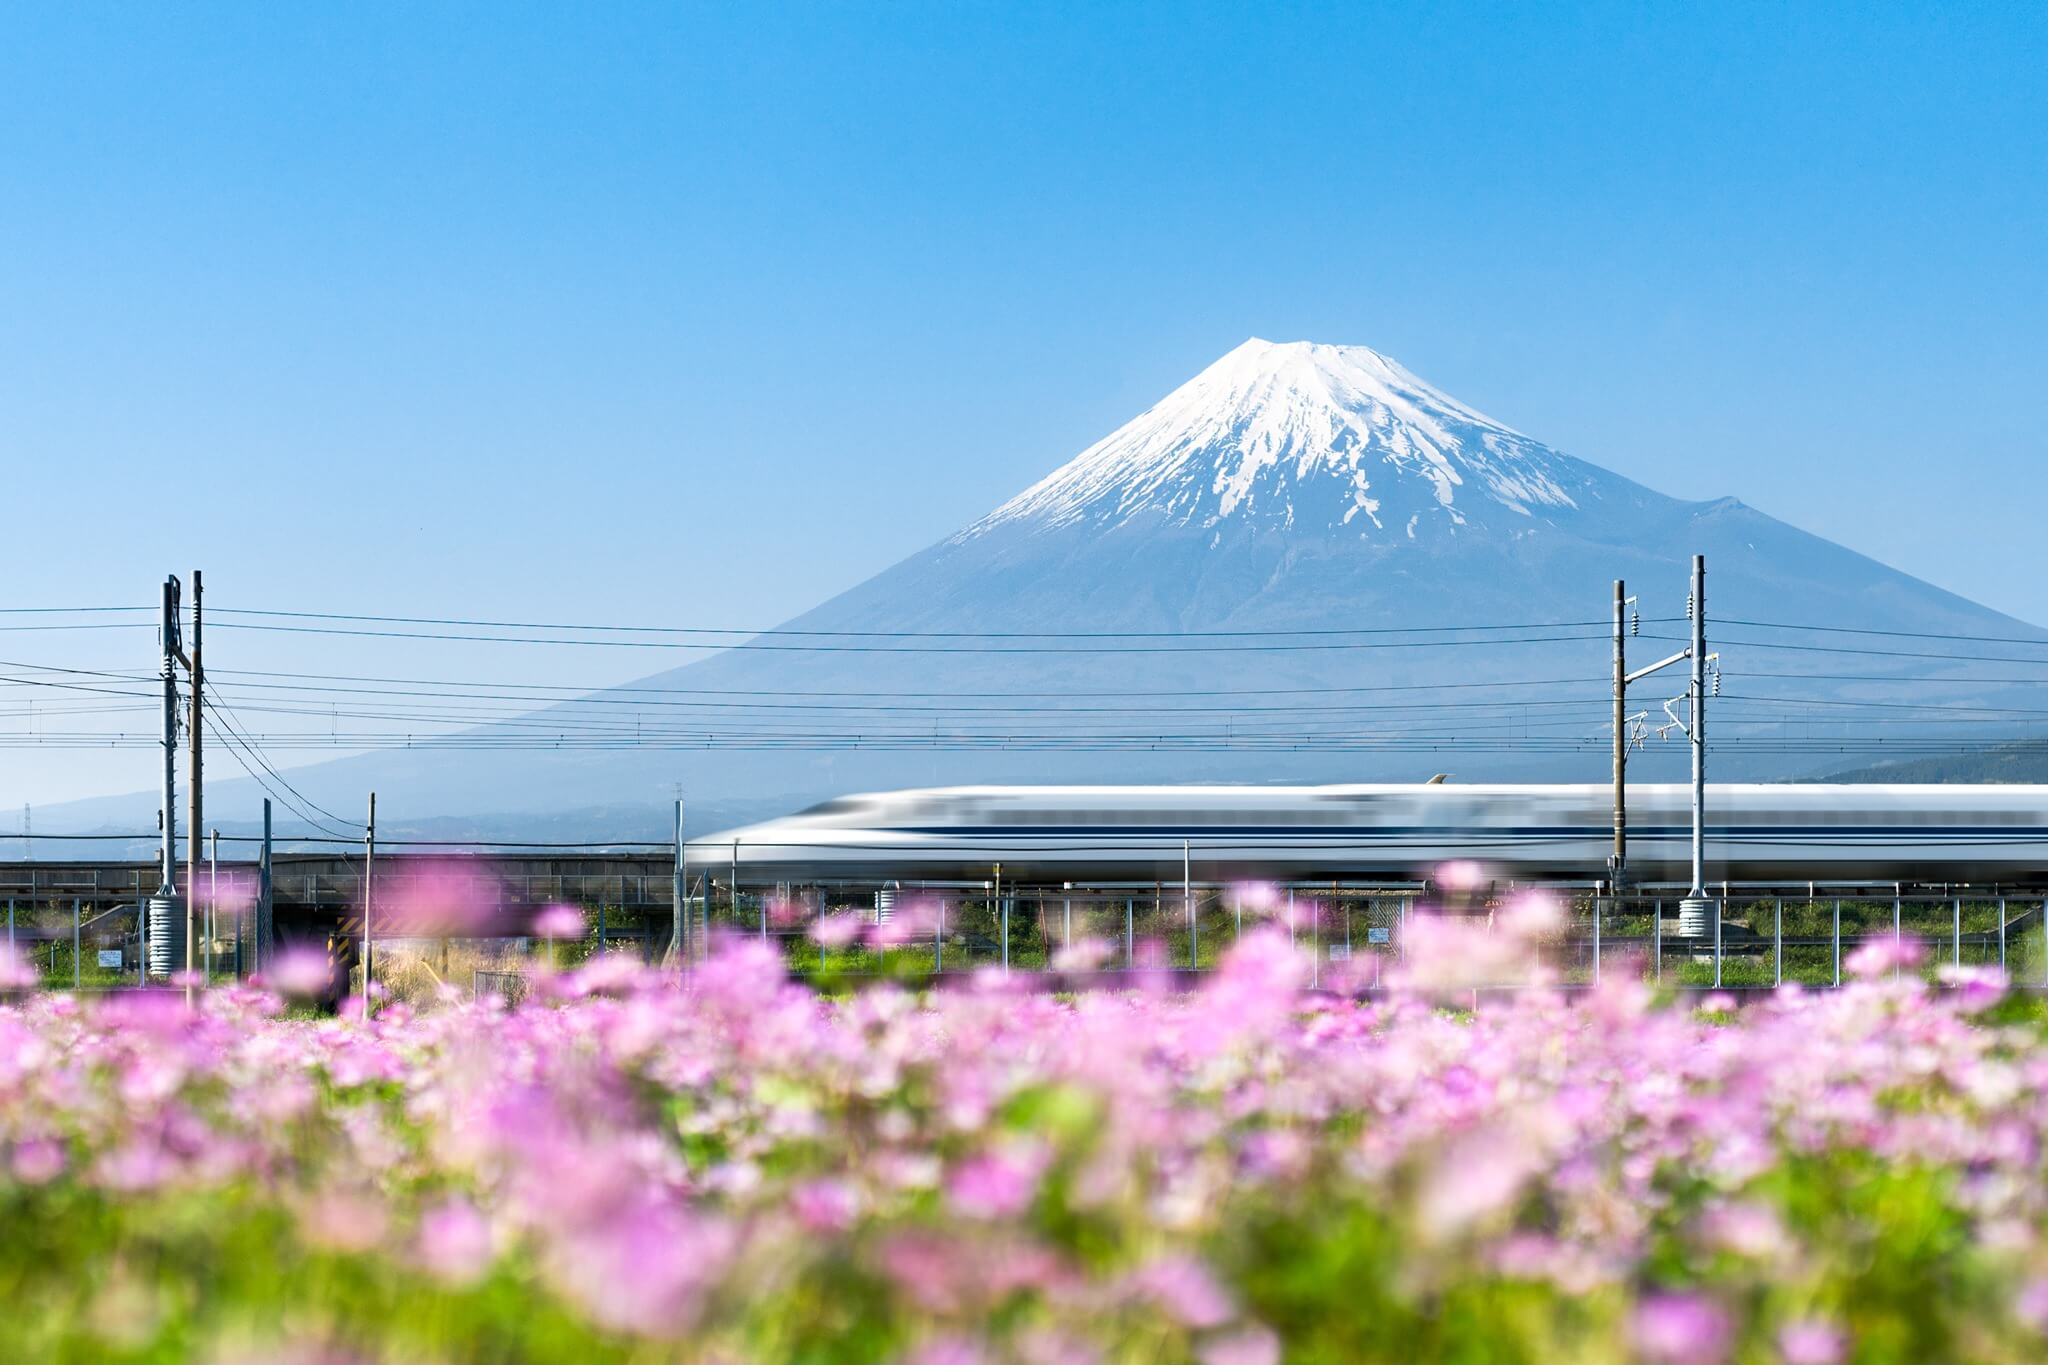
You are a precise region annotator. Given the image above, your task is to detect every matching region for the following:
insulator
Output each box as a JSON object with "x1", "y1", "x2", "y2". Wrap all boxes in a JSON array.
[
  {"x1": 1685, "y1": 592, "x2": 1695, "y2": 620},
  {"x1": 1712, "y1": 670, "x2": 1722, "y2": 697},
  {"x1": 1630, "y1": 610, "x2": 1640, "y2": 636}
]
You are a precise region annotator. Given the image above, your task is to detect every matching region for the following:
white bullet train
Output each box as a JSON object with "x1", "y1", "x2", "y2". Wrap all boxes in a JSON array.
[{"x1": 691, "y1": 783, "x2": 2048, "y2": 886}]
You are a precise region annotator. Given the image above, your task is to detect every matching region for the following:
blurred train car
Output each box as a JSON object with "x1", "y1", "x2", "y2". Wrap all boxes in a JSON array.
[{"x1": 690, "y1": 784, "x2": 2048, "y2": 886}]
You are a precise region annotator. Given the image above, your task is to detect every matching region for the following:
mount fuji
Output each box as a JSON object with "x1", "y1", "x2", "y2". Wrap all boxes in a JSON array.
[{"x1": 40, "y1": 338, "x2": 2048, "y2": 838}]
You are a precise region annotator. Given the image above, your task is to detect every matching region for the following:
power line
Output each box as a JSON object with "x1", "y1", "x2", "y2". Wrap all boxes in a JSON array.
[
  {"x1": 200, "y1": 699, "x2": 364, "y2": 834},
  {"x1": 207, "y1": 620, "x2": 1618, "y2": 654},
  {"x1": 212, "y1": 605, "x2": 1635, "y2": 639},
  {"x1": 1726, "y1": 618, "x2": 2048, "y2": 647}
]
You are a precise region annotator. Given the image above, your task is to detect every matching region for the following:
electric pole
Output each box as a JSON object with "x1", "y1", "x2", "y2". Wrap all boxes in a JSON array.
[
  {"x1": 186, "y1": 570, "x2": 202, "y2": 989},
  {"x1": 1611, "y1": 579, "x2": 1626, "y2": 887},
  {"x1": 670, "y1": 798, "x2": 686, "y2": 969},
  {"x1": 1682, "y1": 554, "x2": 1711, "y2": 932},
  {"x1": 153, "y1": 575, "x2": 184, "y2": 980},
  {"x1": 256, "y1": 798, "x2": 273, "y2": 976},
  {"x1": 1613, "y1": 555, "x2": 1715, "y2": 934},
  {"x1": 158, "y1": 577, "x2": 180, "y2": 903},
  {"x1": 362, "y1": 792, "x2": 376, "y2": 1012}
]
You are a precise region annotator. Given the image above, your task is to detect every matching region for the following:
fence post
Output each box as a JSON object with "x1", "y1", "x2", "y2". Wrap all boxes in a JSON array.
[
  {"x1": 1653, "y1": 898, "x2": 1662, "y2": 982},
  {"x1": 1712, "y1": 896, "x2": 1722, "y2": 989},
  {"x1": 935, "y1": 898, "x2": 944, "y2": 975},
  {"x1": 1310, "y1": 895, "x2": 1319, "y2": 990},
  {"x1": 1774, "y1": 898, "x2": 1782, "y2": 986},
  {"x1": 1998, "y1": 894, "x2": 2007, "y2": 974},
  {"x1": 73, "y1": 898, "x2": 80, "y2": 989},
  {"x1": 1592, "y1": 891, "x2": 1602, "y2": 985},
  {"x1": 1125, "y1": 897, "x2": 1134, "y2": 969},
  {"x1": 1953, "y1": 896, "x2": 1962, "y2": 969},
  {"x1": 1893, "y1": 886, "x2": 1903, "y2": 981},
  {"x1": 5, "y1": 898, "x2": 11, "y2": 954},
  {"x1": 1832, "y1": 899, "x2": 1841, "y2": 986}
]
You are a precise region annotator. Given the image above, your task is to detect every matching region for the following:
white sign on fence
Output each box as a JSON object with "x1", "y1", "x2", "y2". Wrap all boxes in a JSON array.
[
  {"x1": 1368, "y1": 927, "x2": 1390, "y2": 944},
  {"x1": 1327, "y1": 944, "x2": 1352, "y2": 962},
  {"x1": 97, "y1": 950, "x2": 123, "y2": 969}
]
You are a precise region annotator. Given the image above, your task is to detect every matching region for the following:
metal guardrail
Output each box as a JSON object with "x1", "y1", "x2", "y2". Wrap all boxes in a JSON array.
[{"x1": 471, "y1": 969, "x2": 529, "y2": 1003}]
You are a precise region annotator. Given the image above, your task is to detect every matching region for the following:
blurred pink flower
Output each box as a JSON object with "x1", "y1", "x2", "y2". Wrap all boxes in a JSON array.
[
  {"x1": 298, "y1": 1187, "x2": 390, "y2": 1254},
  {"x1": 268, "y1": 945, "x2": 334, "y2": 998},
  {"x1": 1416, "y1": 1123, "x2": 1539, "y2": 1238},
  {"x1": 1233, "y1": 881, "x2": 1279, "y2": 914},
  {"x1": 1497, "y1": 889, "x2": 1562, "y2": 937},
  {"x1": 533, "y1": 904, "x2": 586, "y2": 940},
  {"x1": 1936, "y1": 962, "x2": 2006, "y2": 1012},
  {"x1": 417, "y1": 1198, "x2": 493, "y2": 1286},
  {"x1": 1437, "y1": 860, "x2": 1486, "y2": 892},
  {"x1": 1052, "y1": 937, "x2": 1113, "y2": 972},
  {"x1": 1200, "y1": 1327, "x2": 1280, "y2": 1365},
  {"x1": 1844, "y1": 935, "x2": 1925, "y2": 979},
  {"x1": 12, "y1": 1138, "x2": 65, "y2": 1185},
  {"x1": 1127, "y1": 1255, "x2": 1233, "y2": 1329},
  {"x1": 1699, "y1": 1200, "x2": 1787, "y2": 1260},
  {"x1": 1777, "y1": 1319, "x2": 1845, "y2": 1365},
  {"x1": 809, "y1": 911, "x2": 867, "y2": 949},
  {"x1": 947, "y1": 1148, "x2": 1045, "y2": 1219},
  {"x1": 906, "y1": 1338, "x2": 985, "y2": 1365},
  {"x1": 2016, "y1": 1276, "x2": 2048, "y2": 1331},
  {"x1": 0, "y1": 945, "x2": 37, "y2": 991},
  {"x1": 1632, "y1": 1293, "x2": 1731, "y2": 1365},
  {"x1": 791, "y1": 1178, "x2": 860, "y2": 1233}
]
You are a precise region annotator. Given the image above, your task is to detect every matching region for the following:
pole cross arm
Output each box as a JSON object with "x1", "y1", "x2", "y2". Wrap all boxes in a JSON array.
[{"x1": 1625, "y1": 648, "x2": 1691, "y2": 685}]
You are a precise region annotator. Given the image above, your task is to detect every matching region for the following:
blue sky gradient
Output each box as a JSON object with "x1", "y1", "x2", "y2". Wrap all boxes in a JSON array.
[{"x1": 2, "y1": 3, "x2": 2044, "y2": 803}]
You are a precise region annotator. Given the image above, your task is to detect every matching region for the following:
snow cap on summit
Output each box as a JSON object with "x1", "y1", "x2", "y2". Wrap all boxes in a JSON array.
[{"x1": 960, "y1": 338, "x2": 1596, "y2": 541}]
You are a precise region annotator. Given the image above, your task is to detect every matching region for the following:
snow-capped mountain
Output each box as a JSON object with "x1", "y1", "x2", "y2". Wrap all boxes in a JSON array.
[
  {"x1": 36, "y1": 337, "x2": 2048, "y2": 837},
  {"x1": 963, "y1": 338, "x2": 1590, "y2": 539}
]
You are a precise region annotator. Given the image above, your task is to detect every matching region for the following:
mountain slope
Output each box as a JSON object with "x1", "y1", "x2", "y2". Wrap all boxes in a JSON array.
[{"x1": 36, "y1": 338, "x2": 2047, "y2": 836}]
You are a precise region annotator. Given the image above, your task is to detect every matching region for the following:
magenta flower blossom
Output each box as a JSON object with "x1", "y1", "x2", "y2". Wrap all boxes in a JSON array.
[
  {"x1": 1632, "y1": 1294, "x2": 1731, "y2": 1365},
  {"x1": 1844, "y1": 934, "x2": 1926, "y2": 979},
  {"x1": 12, "y1": 1137, "x2": 65, "y2": 1185},
  {"x1": 417, "y1": 1198, "x2": 494, "y2": 1286},
  {"x1": 808, "y1": 911, "x2": 867, "y2": 949},
  {"x1": 790, "y1": 1178, "x2": 860, "y2": 1233},
  {"x1": 532, "y1": 903, "x2": 586, "y2": 940},
  {"x1": 1777, "y1": 1319, "x2": 1845, "y2": 1365},
  {"x1": 0, "y1": 902, "x2": 2039, "y2": 1358},
  {"x1": 267, "y1": 945, "x2": 335, "y2": 998},
  {"x1": 1127, "y1": 1255, "x2": 1233, "y2": 1329},
  {"x1": 0, "y1": 946, "x2": 37, "y2": 991},
  {"x1": 946, "y1": 1148, "x2": 1045, "y2": 1220},
  {"x1": 1201, "y1": 1327, "x2": 1281, "y2": 1365}
]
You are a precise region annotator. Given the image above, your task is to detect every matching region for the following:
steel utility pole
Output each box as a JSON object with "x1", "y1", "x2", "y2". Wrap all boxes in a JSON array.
[
  {"x1": 670, "y1": 798, "x2": 686, "y2": 969},
  {"x1": 206, "y1": 828, "x2": 218, "y2": 983},
  {"x1": 361, "y1": 792, "x2": 375, "y2": 1012},
  {"x1": 158, "y1": 577, "x2": 180, "y2": 905},
  {"x1": 1685, "y1": 554, "x2": 1709, "y2": 926},
  {"x1": 1614, "y1": 556, "x2": 1716, "y2": 935},
  {"x1": 185, "y1": 570, "x2": 202, "y2": 988},
  {"x1": 256, "y1": 797, "x2": 273, "y2": 976},
  {"x1": 1609, "y1": 580, "x2": 1644, "y2": 887},
  {"x1": 1612, "y1": 579, "x2": 1626, "y2": 885}
]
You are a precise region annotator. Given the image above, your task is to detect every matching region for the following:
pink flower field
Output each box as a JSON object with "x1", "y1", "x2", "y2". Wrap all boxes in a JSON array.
[{"x1": 2, "y1": 920, "x2": 2047, "y2": 1362}]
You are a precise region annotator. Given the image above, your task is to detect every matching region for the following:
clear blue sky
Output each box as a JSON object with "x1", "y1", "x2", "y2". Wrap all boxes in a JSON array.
[{"x1": 2, "y1": 3, "x2": 2044, "y2": 804}]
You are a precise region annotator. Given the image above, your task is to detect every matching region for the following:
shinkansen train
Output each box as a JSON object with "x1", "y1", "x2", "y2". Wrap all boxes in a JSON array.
[{"x1": 689, "y1": 783, "x2": 2048, "y2": 886}]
